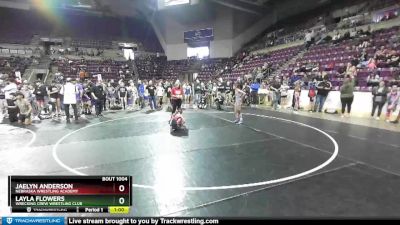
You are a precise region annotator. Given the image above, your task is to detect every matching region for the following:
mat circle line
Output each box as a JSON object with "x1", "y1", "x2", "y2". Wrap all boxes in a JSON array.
[{"x1": 52, "y1": 112, "x2": 339, "y2": 191}]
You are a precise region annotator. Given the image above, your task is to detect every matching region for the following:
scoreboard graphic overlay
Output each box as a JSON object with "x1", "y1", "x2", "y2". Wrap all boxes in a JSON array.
[{"x1": 8, "y1": 176, "x2": 132, "y2": 213}]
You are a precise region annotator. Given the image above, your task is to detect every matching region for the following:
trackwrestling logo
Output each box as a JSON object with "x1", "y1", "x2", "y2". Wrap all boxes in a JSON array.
[{"x1": 2, "y1": 217, "x2": 65, "y2": 225}]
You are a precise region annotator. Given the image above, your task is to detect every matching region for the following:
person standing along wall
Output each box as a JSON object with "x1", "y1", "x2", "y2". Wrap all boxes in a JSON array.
[
  {"x1": 314, "y1": 76, "x2": 332, "y2": 112},
  {"x1": 292, "y1": 82, "x2": 301, "y2": 113},
  {"x1": 386, "y1": 85, "x2": 399, "y2": 122},
  {"x1": 340, "y1": 75, "x2": 355, "y2": 118},
  {"x1": 270, "y1": 76, "x2": 282, "y2": 110},
  {"x1": 371, "y1": 81, "x2": 389, "y2": 120},
  {"x1": 307, "y1": 80, "x2": 317, "y2": 112}
]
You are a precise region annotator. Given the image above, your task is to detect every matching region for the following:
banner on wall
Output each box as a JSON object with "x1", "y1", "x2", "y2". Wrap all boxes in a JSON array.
[{"x1": 184, "y1": 28, "x2": 214, "y2": 43}]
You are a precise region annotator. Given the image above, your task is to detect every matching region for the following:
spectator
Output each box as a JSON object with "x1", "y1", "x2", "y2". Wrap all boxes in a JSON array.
[
  {"x1": 118, "y1": 82, "x2": 127, "y2": 110},
  {"x1": 308, "y1": 80, "x2": 317, "y2": 112},
  {"x1": 91, "y1": 79, "x2": 106, "y2": 117},
  {"x1": 165, "y1": 80, "x2": 172, "y2": 106},
  {"x1": 342, "y1": 30, "x2": 351, "y2": 40},
  {"x1": 340, "y1": 75, "x2": 355, "y2": 118},
  {"x1": 332, "y1": 31, "x2": 341, "y2": 44},
  {"x1": 250, "y1": 79, "x2": 261, "y2": 107},
  {"x1": 234, "y1": 82, "x2": 246, "y2": 124},
  {"x1": 60, "y1": 78, "x2": 79, "y2": 123},
  {"x1": 387, "y1": 51, "x2": 399, "y2": 67},
  {"x1": 0, "y1": 80, "x2": 6, "y2": 119},
  {"x1": 137, "y1": 80, "x2": 145, "y2": 109},
  {"x1": 4, "y1": 79, "x2": 18, "y2": 101},
  {"x1": 225, "y1": 80, "x2": 233, "y2": 105},
  {"x1": 280, "y1": 78, "x2": 290, "y2": 107},
  {"x1": 314, "y1": 76, "x2": 332, "y2": 113},
  {"x1": 156, "y1": 82, "x2": 164, "y2": 109},
  {"x1": 367, "y1": 58, "x2": 377, "y2": 70},
  {"x1": 326, "y1": 61, "x2": 335, "y2": 71},
  {"x1": 385, "y1": 85, "x2": 399, "y2": 122},
  {"x1": 359, "y1": 40, "x2": 370, "y2": 49},
  {"x1": 75, "y1": 80, "x2": 84, "y2": 116},
  {"x1": 146, "y1": 80, "x2": 157, "y2": 110},
  {"x1": 15, "y1": 92, "x2": 32, "y2": 125},
  {"x1": 367, "y1": 73, "x2": 380, "y2": 87},
  {"x1": 270, "y1": 76, "x2": 281, "y2": 110},
  {"x1": 375, "y1": 46, "x2": 386, "y2": 60},
  {"x1": 130, "y1": 81, "x2": 138, "y2": 110},
  {"x1": 82, "y1": 86, "x2": 92, "y2": 115},
  {"x1": 346, "y1": 62, "x2": 357, "y2": 77},
  {"x1": 106, "y1": 82, "x2": 116, "y2": 110},
  {"x1": 143, "y1": 80, "x2": 149, "y2": 105},
  {"x1": 48, "y1": 82, "x2": 61, "y2": 118},
  {"x1": 304, "y1": 30, "x2": 313, "y2": 49},
  {"x1": 357, "y1": 50, "x2": 368, "y2": 67},
  {"x1": 371, "y1": 81, "x2": 389, "y2": 120},
  {"x1": 350, "y1": 28, "x2": 357, "y2": 39},
  {"x1": 194, "y1": 79, "x2": 202, "y2": 108},
  {"x1": 184, "y1": 82, "x2": 192, "y2": 106},
  {"x1": 294, "y1": 62, "x2": 306, "y2": 73},
  {"x1": 33, "y1": 81, "x2": 49, "y2": 120},
  {"x1": 6, "y1": 93, "x2": 18, "y2": 123},
  {"x1": 292, "y1": 81, "x2": 301, "y2": 113},
  {"x1": 217, "y1": 78, "x2": 225, "y2": 99}
]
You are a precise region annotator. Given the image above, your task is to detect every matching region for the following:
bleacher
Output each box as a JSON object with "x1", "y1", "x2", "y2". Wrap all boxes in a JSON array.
[
  {"x1": 197, "y1": 58, "x2": 231, "y2": 80},
  {"x1": 56, "y1": 59, "x2": 126, "y2": 80},
  {"x1": 281, "y1": 26, "x2": 400, "y2": 91},
  {"x1": 135, "y1": 55, "x2": 167, "y2": 80},
  {"x1": 223, "y1": 46, "x2": 302, "y2": 81},
  {"x1": 0, "y1": 56, "x2": 33, "y2": 77}
]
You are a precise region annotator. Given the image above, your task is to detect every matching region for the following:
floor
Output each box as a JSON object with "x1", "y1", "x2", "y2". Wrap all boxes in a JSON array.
[{"x1": 0, "y1": 107, "x2": 400, "y2": 218}]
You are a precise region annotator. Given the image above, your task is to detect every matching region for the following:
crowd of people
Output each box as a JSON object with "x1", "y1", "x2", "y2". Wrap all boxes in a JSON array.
[
  {"x1": 1, "y1": 68, "x2": 400, "y2": 127},
  {"x1": 0, "y1": 75, "x2": 240, "y2": 125}
]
